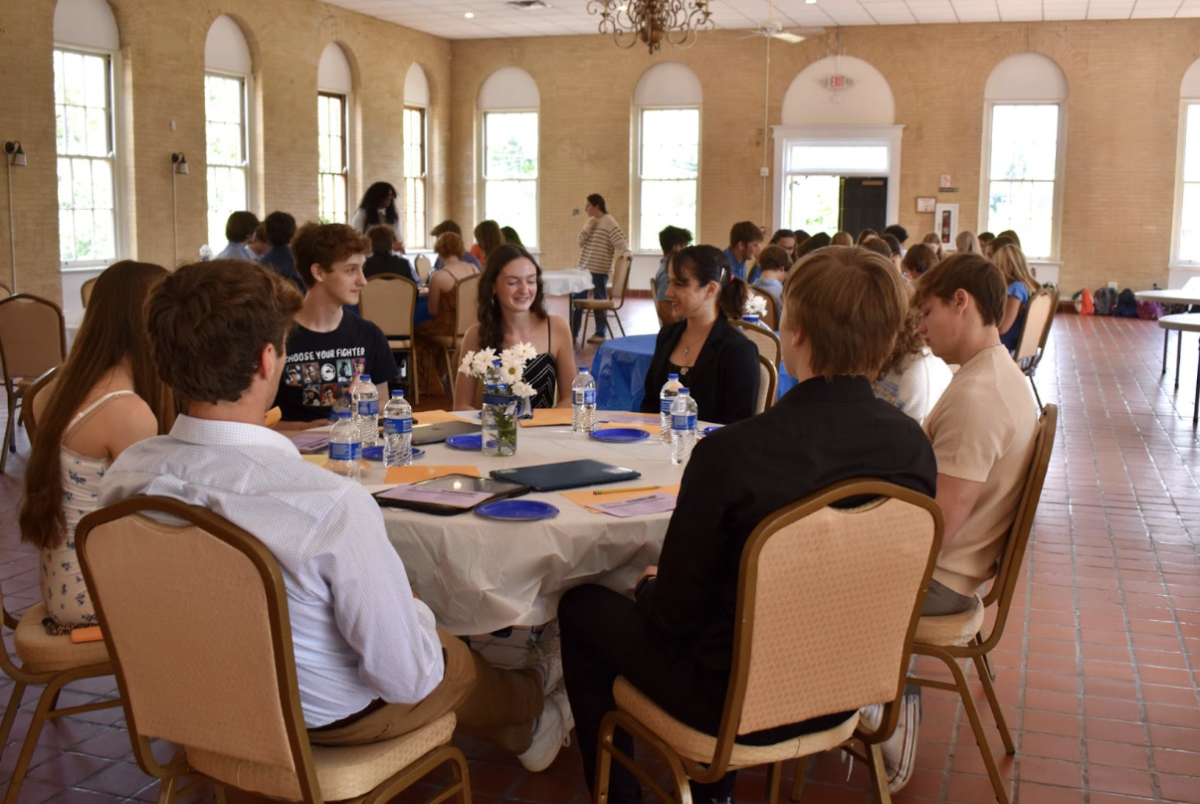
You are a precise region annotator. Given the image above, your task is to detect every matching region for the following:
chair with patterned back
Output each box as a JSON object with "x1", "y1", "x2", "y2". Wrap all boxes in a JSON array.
[
  {"x1": 731, "y1": 319, "x2": 782, "y2": 368},
  {"x1": 81, "y1": 276, "x2": 99, "y2": 308},
  {"x1": 76, "y1": 496, "x2": 471, "y2": 804},
  {"x1": 748, "y1": 286, "x2": 779, "y2": 331},
  {"x1": 909, "y1": 404, "x2": 1058, "y2": 804},
  {"x1": 573, "y1": 252, "x2": 632, "y2": 347},
  {"x1": 414, "y1": 254, "x2": 432, "y2": 286},
  {"x1": 0, "y1": 295, "x2": 66, "y2": 471},
  {"x1": 1013, "y1": 287, "x2": 1056, "y2": 410},
  {"x1": 755, "y1": 354, "x2": 777, "y2": 415},
  {"x1": 596, "y1": 480, "x2": 943, "y2": 804},
  {"x1": 359, "y1": 274, "x2": 420, "y2": 404},
  {"x1": 430, "y1": 273, "x2": 480, "y2": 388},
  {"x1": 18, "y1": 366, "x2": 59, "y2": 445}
]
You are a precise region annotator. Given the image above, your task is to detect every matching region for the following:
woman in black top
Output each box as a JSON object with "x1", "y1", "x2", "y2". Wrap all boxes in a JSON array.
[{"x1": 639, "y1": 245, "x2": 760, "y2": 424}]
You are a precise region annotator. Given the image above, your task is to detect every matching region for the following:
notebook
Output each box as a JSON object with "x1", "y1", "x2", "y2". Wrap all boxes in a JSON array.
[{"x1": 490, "y1": 459, "x2": 641, "y2": 492}]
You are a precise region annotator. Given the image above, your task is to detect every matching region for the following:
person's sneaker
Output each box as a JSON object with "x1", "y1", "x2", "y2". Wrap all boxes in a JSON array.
[
  {"x1": 517, "y1": 688, "x2": 574, "y2": 772},
  {"x1": 522, "y1": 622, "x2": 563, "y2": 695},
  {"x1": 587, "y1": 334, "x2": 606, "y2": 344},
  {"x1": 877, "y1": 693, "x2": 920, "y2": 793}
]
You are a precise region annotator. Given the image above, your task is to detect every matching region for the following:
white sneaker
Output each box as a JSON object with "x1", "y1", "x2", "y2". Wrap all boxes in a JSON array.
[
  {"x1": 517, "y1": 688, "x2": 574, "y2": 772},
  {"x1": 877, "y1": 694, "x2": 920, "y2": 793},
  {"x1": 522, "y1": 621, "x2": 563, "y2": 695}
]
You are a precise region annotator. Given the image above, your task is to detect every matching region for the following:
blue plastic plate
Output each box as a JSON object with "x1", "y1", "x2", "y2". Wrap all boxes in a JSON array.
[
  {"x1": 363, "y1": 445, "x2": 425, "y2": 461},
  {"x1": 474, "y1": 500, "x2": 560, "y2": 521},
  {"x1": 703, "y1": 425, "x2": 723, "y2": 436},
  {"x1": 590, "y1": 427, "x2": 651, "y2": 443},
  {"x1": 445, "y1": 433, "x2": 483, "y2": 451}
]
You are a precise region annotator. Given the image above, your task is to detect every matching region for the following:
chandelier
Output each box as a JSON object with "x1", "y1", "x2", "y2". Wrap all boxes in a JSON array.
[{"x1": 587, "y1": 0, "x2": 714, "y2": 55}]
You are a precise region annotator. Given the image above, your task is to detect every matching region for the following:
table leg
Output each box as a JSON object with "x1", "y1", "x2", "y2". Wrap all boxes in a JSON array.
[
  {"x1": 1175, "y1": 331, "x2": 1183, "y2": 390},
  {"x1": 1162, "y1": 329, "x2": 1169, "y2": 375},
  {"x1": 1194, "y1": 338, "x2": 1199, "y2": 427}
]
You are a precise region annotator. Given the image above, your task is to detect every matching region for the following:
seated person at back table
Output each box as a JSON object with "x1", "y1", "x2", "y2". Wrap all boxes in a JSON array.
[
  {"x1": 363, "y1": 224, "x2": 418, "y2": 284},
  {"x1": 430, "y1": 219, "x2": 483, "y2": 272},
  {"x1": 415, "y1": 231, "x2": 481, "y2": 397},
  {"x1": 559, "y1": 244, "x2": 938, "y2": 804},
  {"x1": 272, "y1": 223, "x2": 397, "y2": 427},
  {"x1": 750, "y1": 243, "x2": 789, "y2": 316},
  {"x1": 652, "y1": 225, "x2": 693, "y2": 327},
  {"x1": 639, "y1": 245, "x2": 759, "y2": 425},
  {"x1": 723, "y1": 220, "x2": 763, "y2": 282},
  {"x1": 19, "y1": 260, "x2": 175, "y2": 631},
  {"x1": 880, "y1": 251, "x2": 1039, "y2": 793},
  {"x1": 99, "y1": 261, "x2": 569, "y2": 771},
  {"x1": 453, "y1": 245, "x2": 575, "y2": 411}
]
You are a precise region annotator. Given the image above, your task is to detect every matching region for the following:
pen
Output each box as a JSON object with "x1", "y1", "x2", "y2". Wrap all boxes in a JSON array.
[{"x1": 593, "y1": 485, "x2": 660, "y2": 496}]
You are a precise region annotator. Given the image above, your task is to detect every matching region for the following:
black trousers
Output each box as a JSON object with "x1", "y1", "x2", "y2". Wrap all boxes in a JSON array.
[{"x1": 560, "y1": 584, "x2": 854, "y2": 804}]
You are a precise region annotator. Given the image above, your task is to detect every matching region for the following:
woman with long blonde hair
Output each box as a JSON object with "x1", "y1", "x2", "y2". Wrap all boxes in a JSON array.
[
  {"x1": 19, "y1": 261, "x2": 175, "y2": 630},
  {"x1": 992, "y1": 244, "x2": 1039, "y2": 354}
]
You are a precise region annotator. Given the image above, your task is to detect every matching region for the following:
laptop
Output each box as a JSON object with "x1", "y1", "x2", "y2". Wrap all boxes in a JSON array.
[
  {"x1": 412, "y1": 419, "x2": 480, "y2": 445},
  {"x1": 490, "y1": 459, "x2": 641, "y2": 492}
]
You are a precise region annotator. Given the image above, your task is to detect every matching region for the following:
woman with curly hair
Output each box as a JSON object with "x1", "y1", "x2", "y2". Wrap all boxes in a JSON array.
[{"x1": 871, "y1": 304, "x2": 953, "y2": 425}]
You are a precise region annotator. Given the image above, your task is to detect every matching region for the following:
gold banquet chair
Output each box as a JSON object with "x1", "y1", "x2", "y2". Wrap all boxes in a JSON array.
[
  {"x1": 596, "y1": 480, "x2": 943, "y2": 804},
  {"x1": 430, "y1": 273, "x2": 480, "y2": 390},
  {"x1": 574, "y1": 252, "x2": 633, "y2": 348},
  {"x1": 1013, "y1": 287, "x2": 1057, "y2": 411},
  {"x1": 76, "y1": 496, "x2": 471, "y2": 804},
  {"x1": 0, "y1": 294, "x2": 67, "y2": 471},
  {"x1": 755, "y1": 354, "x2": 777, "y2": 415},
  {"x1": 0, "y1": 577, "x2": 118, "y2": 804},
  {"x1": 909, "y1": 404, "x2": 1058, "y2": 804},
  {"x1": 731, "y1": 319, "x2": 782, "y2": 368},
  {"x1": 359, "y1": 273, "x2": 420, "y2": 404}
]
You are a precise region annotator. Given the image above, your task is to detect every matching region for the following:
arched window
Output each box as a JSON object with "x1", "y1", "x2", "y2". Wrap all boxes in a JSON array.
[
  {"x1": 404, "y1": 64, "x2": 430, "y2": 248},
  {"x1": 318, "y1": 43, "x2": 353, "y2": 224},
  {"x1": 204, "y1": 15, "x2": 253, "y2": 249},
  {"x1": 1172, "y1": 60, "x2": 1200, "y2": 266},
  {"x1": 53, "y1": 0, "x2": 121, "y2": 266},
  {"x1": 632, "y1": 62, "x2": 701, "y2": 251},
  {"x1": 478, "y1": 67, "x2": 540, "y2": 247},
  {"x1": 981, "y1": 54, "x2": 1068, "y2": 260}
]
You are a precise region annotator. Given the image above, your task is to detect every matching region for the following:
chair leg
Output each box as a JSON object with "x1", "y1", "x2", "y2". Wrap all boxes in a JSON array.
[
  {"x1": 973, "y1": 654, "x2": 1015, "y2": 754},
  {"x1": 155, "y1": 775, "x2": 179, "y2": 804},
  {"x1": 409, "y1": 348, "x2": 420, "y2": 405},
  {"x1": 612, "y1": 309, "x2": 627, "y2": 338},
  {"x1": 578, "y1": 306, "x2": 590, "y2": 350},
  {"x1": 790, "y1": 755, "x2": 811, "y2": 802},
  {"x1": 2, "y1": 677, "x2": 65, "y2": 804},
  {"x1": 1028, "y1": 374, "x2": 1044, "y2": 411},
  {"x1": 944, "y1": 654, "x2": 1011, "y2": 804},
  {"x1": 1, "y1": 387, "x2": 15, "y2": 472},
  {"x1": 867, "y1": 743, "x2": 892, "y2": 804},
  {"x1": 0, "y1": 680, "x2": 27, "y2": 765},
  {"x1": 765, "y1": 762, "x2": 783, "y2": 804}
]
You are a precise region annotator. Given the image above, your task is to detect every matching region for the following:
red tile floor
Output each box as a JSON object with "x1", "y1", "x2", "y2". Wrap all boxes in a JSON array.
[{"x1": 2, "y1": 301, "x2": 1199, "y2": 804}]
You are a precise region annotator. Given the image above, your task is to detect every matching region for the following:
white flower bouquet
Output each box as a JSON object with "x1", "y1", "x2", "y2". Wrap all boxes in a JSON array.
[
  {"x1": 458, "y1": 342, "x2": 537, "y2": 455},
  {"x1": 743, "y1": 294, "x2": 768, "y2": 320}
]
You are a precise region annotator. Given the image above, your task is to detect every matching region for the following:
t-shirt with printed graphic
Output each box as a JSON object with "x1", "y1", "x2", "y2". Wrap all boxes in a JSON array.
[{"x1": 275, "y1": 312, "x2": 398, "y2": 423}]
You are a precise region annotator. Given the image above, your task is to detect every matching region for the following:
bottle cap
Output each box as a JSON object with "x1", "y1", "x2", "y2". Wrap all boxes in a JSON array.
[
  {"x1": 392, "y1": 389, "x2": 405, "y2": 397},
  {"x1": 337, "y1": 411, "x2": 352, "y2": 419},
  {"x1": 360, "y1": 374, "x2": 372, "y2": 382},
  {"x1": 679, "y1": 388, "x2": 690, "y2": 395},
  {"x1": 667, "y1": 373, "x2": 679, "y2": 380},
  {"x1": 579, "y1": 366, "x2": 589, "y2": 372}
]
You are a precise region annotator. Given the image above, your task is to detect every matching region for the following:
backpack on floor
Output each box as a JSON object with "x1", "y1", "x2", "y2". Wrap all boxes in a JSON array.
[
  {"x1": 1093, "y1": 287, "x2": 1117, "y2": 316},
  {"x1": 1115, "y1": 289, "x2": 1139, "y2": 318},
  {"x1": 1073, "y1": 288, "x2": 1094, "y2": 315},
  {"x1": 1137, "y1": 300, "x2": 1163, "y2": 320}
]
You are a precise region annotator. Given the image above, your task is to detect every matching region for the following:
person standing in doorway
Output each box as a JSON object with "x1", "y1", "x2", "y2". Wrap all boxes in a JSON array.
[{"x1": 571, "y1": 194, "x2": 628, "y2": 345}]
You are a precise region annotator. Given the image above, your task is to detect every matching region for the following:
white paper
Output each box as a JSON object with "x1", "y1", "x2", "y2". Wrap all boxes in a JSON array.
[
  {"x1": 590, "y1": 493, "x2": 677, "y2": 518},
  {"x1": 376, "y1": 486, "x2": 494, "y2": 508}
]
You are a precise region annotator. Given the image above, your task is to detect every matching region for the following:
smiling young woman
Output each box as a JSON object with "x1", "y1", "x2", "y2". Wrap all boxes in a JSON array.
[{"x1": 453, "y1": 245, "x2": 574, "y2": 410}]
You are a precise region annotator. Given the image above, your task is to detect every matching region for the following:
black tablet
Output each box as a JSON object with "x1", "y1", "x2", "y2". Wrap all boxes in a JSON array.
[{"x1": 373, "y1": 474, "x2": 529, "y2": 516}]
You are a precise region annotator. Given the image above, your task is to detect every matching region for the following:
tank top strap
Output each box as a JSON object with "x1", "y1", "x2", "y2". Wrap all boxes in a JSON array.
[
  {"x1": 64, "y1": 390, "x2": 138, "y2": 440},
  {"x1": 546, "y1": 316, "x2": 552, "y2": 351}
]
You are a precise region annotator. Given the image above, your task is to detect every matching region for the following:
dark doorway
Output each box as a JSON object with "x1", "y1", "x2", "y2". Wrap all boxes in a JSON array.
[{"x1": 840, "y1": 177, "x2": 888, "y2": 237}]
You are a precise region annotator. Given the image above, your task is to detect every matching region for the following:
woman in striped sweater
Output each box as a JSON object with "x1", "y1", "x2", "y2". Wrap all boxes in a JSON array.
[{"x1": 571, "y1": 193, "x2": 628, "y2": 344}]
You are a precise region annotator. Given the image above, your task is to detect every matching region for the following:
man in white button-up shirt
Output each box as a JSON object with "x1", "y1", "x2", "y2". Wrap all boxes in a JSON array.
[{"x1": 100, "y1": 261, "x2": 563, "y2": 765}]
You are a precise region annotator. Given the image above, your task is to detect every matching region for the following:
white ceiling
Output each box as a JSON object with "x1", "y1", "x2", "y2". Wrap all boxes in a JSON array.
[{"x1": 326, "y1": 0, "x2": 1200, "y2": 39}]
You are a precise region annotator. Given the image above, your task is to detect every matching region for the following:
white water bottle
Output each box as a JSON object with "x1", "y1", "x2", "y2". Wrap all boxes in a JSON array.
[
  {"x1": 670, "y1": 389, "x2": 698, "y2": 466},
  {"x1": 383, "y1": 389, "x2": 413, "y2": 467},
  {"x1": 659, "y1": 373, "x2": 683, "y2": 444},
  {"x1": 572, "y1": 366, "x2": 597, "y2": 433},
  {"x1": 350, "y1": 373, "x2": 379, "y2": 445},
  {"x1": 328, "y1": 411, "x2": 362, "y2": 480}
]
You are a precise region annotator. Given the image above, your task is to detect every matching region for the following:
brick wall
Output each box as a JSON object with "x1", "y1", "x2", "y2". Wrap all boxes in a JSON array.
[{"x1": 3, "y1": 6, "x2": 1198, "y2": 306}]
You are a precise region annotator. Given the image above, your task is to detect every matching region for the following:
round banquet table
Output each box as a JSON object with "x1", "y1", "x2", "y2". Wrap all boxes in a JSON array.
[
  {"x1": 357, "y1": 416, "x2": 685, "y2": 635},
  {"x1": 591, "y1": 334, "x2": 798, "y2": 411},
  {"x1": 541, "y1": 268, "x2": 594, "y2": 297}
]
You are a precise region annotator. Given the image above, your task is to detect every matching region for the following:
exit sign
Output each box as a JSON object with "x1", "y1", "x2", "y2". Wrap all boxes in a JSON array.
[{"x1": 828, "y1": 74, "x2": 847, "y2": 89}]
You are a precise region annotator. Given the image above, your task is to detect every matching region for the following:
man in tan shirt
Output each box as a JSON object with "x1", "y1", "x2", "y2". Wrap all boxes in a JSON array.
[{"x1": 875, "y1": 251, "x2": 1038, "y2": 792}]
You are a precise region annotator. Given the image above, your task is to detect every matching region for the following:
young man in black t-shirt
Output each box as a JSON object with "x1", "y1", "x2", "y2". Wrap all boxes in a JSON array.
[{"x1": 274, "y1": 223, "x2": 397, "y2": 426}]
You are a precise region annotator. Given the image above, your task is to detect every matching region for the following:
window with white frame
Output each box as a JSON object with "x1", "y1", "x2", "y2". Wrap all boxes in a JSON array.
[
  {"x1": 1178, "y1": 103, "x2": 1200, "y2": 262},
  {"x1": 636, "y1": 108, "x2": 699, "y2": 252},
  {"x1": 483, "y1": 111, "x2": 538, "y2": 246},
  {"x1": 981, "y1": 54, "x2": 1067, "y2": 260},
  {"x1": 205, "y1": 74, "x2": 249, "y2": 248},
  {"x1": 403, "y1": 106, "x2": 426, "y2": 248},
  {"x1": 53, "y1": 48, "x2": 117, "y2": 265},
  {"x1": 318, "y1": 92, "x2": 348, "y2": 224},
  {"x1": 984, "y1": 104, "x2": 1060, "y2": 259}
]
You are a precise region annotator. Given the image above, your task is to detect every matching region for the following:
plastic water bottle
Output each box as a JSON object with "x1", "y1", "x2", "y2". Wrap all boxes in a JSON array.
[
  {"x1": 670, "y1": 388, "x2": 698, "y2": 466},
  {"x1": 572, "y1": 366, "x2": 597, "y2": 433},
  {"x1": 328, "y1": 411, "x2": 362, "y2": 480},
  {"x1": 383, "y1": 389, "x2": 413, "y2": 467},
  {"x1": 658, "y1": 373, "x2": 683, "y2": 444},
  {"x1": 350, "y1": 373, "x2": 379, "y2": 445},
  {"x1": 743, "y1": 315, "x2": 761, "y2": 328}
]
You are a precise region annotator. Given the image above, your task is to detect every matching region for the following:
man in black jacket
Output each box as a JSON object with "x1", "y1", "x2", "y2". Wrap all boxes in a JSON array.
[{"x1": 559, "y1": 245, "x2": 938, "y2": 804}]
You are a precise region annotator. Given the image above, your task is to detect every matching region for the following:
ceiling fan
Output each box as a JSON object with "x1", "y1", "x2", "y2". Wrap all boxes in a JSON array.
[{"x1": 743, "y1": 19, "x2": 825, "y2": 44}]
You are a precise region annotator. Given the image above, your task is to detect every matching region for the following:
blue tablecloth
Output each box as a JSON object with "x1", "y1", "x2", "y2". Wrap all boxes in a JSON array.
[{"x1": 592, "y1": 334, "x2": 797, "y2": 412}]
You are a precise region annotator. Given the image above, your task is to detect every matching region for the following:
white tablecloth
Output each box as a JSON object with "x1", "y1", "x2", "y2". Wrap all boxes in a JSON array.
[
  {"x1": 357, "y1": 417, "x2": 684, "y2": 634},
  {"x1": 541, "y1": 268, "x2": 594, "y2": 297}
]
